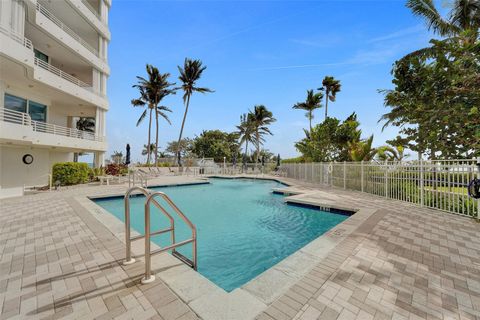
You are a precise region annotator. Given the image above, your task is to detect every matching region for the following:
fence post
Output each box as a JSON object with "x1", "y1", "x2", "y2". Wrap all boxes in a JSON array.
[
  {"x1": 420, "y1": 158, "x2": 424, "y2": 207},
  {"x1": 361, "y1": 161, "x2": 364, "y2": 193},
  {"x1": 384, "y1": 160, "x2": 388, "y2": 198},
  {"x1": 343, "y1": 161, "x2": 346, "y2": 189},
  {"x1": 477, "y1": 157, "x2": 480, "y2": 220}
]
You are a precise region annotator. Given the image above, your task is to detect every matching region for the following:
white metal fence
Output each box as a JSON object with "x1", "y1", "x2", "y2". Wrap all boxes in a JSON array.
[{"x1": 281, "y1": 160, "x2": 480, "y2": 218}]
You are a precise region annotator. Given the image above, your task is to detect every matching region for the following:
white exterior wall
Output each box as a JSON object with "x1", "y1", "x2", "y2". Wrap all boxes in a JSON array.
[
  {"x1": 0, "y1": 0, "x2": 110, "y2": 198},
  {"x1": 0, "y1": 145, "x2": 72, "y2": 198}
]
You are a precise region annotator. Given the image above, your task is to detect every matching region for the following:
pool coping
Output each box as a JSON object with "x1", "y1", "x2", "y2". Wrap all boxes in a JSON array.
[{"x1": 73, "y1": 176, "x2": 378, "y2": 320}]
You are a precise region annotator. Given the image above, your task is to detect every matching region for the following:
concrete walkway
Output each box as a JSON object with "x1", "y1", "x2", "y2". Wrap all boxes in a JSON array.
[{"x1": 1, "y1": 176, "x2": 479, "y2": 319}]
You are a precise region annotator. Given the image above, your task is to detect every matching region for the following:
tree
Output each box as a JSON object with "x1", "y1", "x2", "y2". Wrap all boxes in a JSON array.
[
  {"x1": 380, "y1": 34, "x2": 480, "y2": 159},
  {"x1": 111, "y1": 151, "x2": 124, "y2": 164},
  {"x1": 166, "y1": 139, "x2": 194, "y2": 158},
  {"x1": 191, "y1": 130, "x2": 240, "y2": 162},
  {"x1": 249, "y1": 105, "x2": 276, "y2": 165},
  {"x1": 176, "y1": 58, "x2": 213, "y2": 167},
  {"x1": 236, "y1": 113, "x2": 256, "y2": 162},
  {"x1": 318, "y1": 76, "x2": 341, "y2": 119},
  {"x1": 295, "y1": 113, "x2": 362, "y2": 162},
  {"x1": 132, "y1": 65, "x2": 175, "y2": 166},
  {"x1": 292, "y1": 89, "x2": 324, "y2": 135},
  {"x1": 348, "y1": 135, "x2": 376, "y2": 161}
]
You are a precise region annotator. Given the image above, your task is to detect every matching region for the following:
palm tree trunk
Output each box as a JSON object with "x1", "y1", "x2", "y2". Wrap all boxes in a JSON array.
[
  {"x1": 155, "y1": 108, "x2": 159, "y2": 167},
  {"x1": 325, "y1": 88, "x2": 329, "y2": 120},
  {"x1": 244, "y1": 140, "x2": 249, "y2": 173},
  {"x1": 255, "y1": 130, "x2": 260, "y2": 168},
  {"x1": 146, "y1": 108, "x2": 153, "y2": 165},
  {"x1": 309, "y1": 112, "x2": 312, "y2": 137},
  {"x1": 176, "y1": 94, "x2": 191, "y2": 168}
]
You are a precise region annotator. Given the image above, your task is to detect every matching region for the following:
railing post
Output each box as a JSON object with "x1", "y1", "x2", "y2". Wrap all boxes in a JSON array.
[
  {"x1": 343, "y1": 161, "x2": 346, "y2": 189},
  {"x1": 476, "y1": 157, "x2": 480, "y2": 221},
  {"x1": 385, "y1": 160, "x2": 388, "y2": 198},
  {"x1": 420, "y1": 158, "x2": 424, "y2": 207},
  {"x1": 361, "y1": 160, "x2": 364, "y2": 192}
]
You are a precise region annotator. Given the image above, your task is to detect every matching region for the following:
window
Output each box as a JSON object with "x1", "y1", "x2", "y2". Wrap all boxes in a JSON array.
[
  {"x1": 28, "y1": 101, "x2": 47, "y2": 122},
  {"x1": 4, "y1": 93, "x2": 47, "y2": 123},
  {"x1": 34, "y1": 49, "x2": 49, "y2": 63},
  {"x1": 4, "y1": 93, "x2": 27, "y2": 113}
]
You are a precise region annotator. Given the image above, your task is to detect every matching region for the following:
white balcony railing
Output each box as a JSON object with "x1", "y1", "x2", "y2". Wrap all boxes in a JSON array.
[
  {"x1": 36, "y1": 2, "x2": 101, "y2": 59},
  {"x1": 0, "y1": 25, "x2": 33, "y2": 50},
  {"x1": 0, "y1": 107, "x2": 104, "y2": 142},
  {"x1": 33, "y1": 57, "x2": 102, "y2": 95}
]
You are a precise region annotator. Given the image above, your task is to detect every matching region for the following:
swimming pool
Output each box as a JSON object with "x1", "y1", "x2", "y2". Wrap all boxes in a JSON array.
[{"x1": 94, "y1": 178, "x2": 350, "y2": 292}]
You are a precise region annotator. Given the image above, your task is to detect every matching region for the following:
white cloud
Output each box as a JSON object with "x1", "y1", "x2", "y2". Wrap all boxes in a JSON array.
[{"x1": 368, "y1": 24, "x2": 424, "y2": 43}]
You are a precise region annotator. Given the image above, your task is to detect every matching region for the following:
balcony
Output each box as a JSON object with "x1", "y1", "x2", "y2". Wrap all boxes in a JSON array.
[
  {"x1": 66, "y1": 0, "x2": 110, "y2": 40},
  {"x1": 36, "y1": 2, "x2": 100, "y2": 58},
  {"x1": 0, "y1": 107, "x2": 106, "y2": 151}
]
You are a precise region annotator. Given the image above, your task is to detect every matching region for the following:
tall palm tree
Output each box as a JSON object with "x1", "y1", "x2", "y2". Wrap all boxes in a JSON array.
[
  {"x1": 318, "y1": 76, "x2": 341, "y2": 119},
  {"x1": 292, "y1": 89, "x2": 324, "y2": 135},
  {"x1": 176, "y1": 58, "x2": 213, "y2": 167},
  {"x1": 236, "y1": 113, "x2": 256, "y2": 163},
  {"x1": 249, "y1": 105, "x2": 276, "y2": 165},
  {"x1": 132, "y1": 65, "x2": 175, "y2": 166},
  {"x1": 401, "y1": 0, "x2": 480, "y2": 61}
]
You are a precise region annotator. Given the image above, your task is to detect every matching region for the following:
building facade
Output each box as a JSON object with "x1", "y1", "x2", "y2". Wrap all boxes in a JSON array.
[{"x1": 0, "y1": 0, "x2": 110, "y2": 198}]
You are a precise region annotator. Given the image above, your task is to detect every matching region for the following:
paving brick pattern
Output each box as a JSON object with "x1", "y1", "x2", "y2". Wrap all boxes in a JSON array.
[
  {"x1": 257, "y1": 180, "x2": 480, "y2": 320},
  {"x1": 0, "y1": 183, "x2": 199, "y2": 320},
  {"x1": 1, "y1": 178, "x2": 480, "y2": 319}
]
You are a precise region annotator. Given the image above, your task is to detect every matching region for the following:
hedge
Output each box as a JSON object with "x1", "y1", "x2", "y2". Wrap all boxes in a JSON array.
[{"x1": 52, "y1": 162, "x2": 90, "y2": 185}]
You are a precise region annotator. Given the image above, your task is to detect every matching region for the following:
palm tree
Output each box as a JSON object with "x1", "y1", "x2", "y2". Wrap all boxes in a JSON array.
[
  {"x1": 249, "y1": 105, "x2": 276, "y2": 165},
  {"x1": 401, "y1": 0, "x2": 480, "y2": 61},
  {"x1": 292, "y1": 90, "x2": 324, "y2": 135},
  {"x1": 76, "y1": 117, "x2": 95, "y2": 132},
  {"x1": 142, "y1": 143, "x2": 156, "y2": 160},
  {"x1": 376, "y1": 145, "x2": 407, "y2": 161},
  {"x1": 348, "y1": 136, "x2": 376, "y2": 161},
  {"x1": 176, "y1": 58, "x2": 213, "y2": 167},
  {"x1": 318, "y1": 76, "x2": 341, "y2": 119},
  {"x1": 407, "y1": 0, "x2": 479, "y2": 38},
  {"x1": 236, "y1": 113, "x2": 256, "y2": 164},
  {"x1": 132, "y1": 65, "x2": 175, "y2": 166}
]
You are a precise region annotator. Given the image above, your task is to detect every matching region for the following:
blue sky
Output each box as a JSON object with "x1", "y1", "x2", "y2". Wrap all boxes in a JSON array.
[{"x1": 105, "y1": 0, "x2": 435, "y2": 162}]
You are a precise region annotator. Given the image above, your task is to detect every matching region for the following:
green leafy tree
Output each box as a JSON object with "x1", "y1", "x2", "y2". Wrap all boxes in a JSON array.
[
  {"x1": 292, "y1": 90, "x2": 324, "y2": 135},
  {"x1": 295, "y1": 113, "x2": 362, "y2": 162},
  {"x1": 166, "y1": 139, "x2": 194, "y2": 158},
  {"x1": 381, "y1": 35, "x2": 480, "y2": 159},
  {"x1": 191, "y1": 130, "x2": 240, "y2": 162},
  {"x1": 176, "y1": 58, "x2": 213, "y2": 166},
  {"x1": 249, "y1": 105, "x2": 276, "y2": 164},
  {"x1": 132, "y1": 65, "x2": 175, "y2": 166},
  {"x1": 318, "y1": 76, "x2": 341, "y2": 119},
  {"x1": 111, "y1": 151, "x2": 124, "y2": 164}
]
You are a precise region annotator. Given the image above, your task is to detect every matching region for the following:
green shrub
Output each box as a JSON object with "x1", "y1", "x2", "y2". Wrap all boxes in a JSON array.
[
  {"x1": 52, "y1": 162, "x2": 90, "y2": 185},
  {"x1": 281, "y1": 157, "x2": 306, "y2": 164},
  {"x1": 89, "y1": 167, "x2": 105, "y2": 181}
]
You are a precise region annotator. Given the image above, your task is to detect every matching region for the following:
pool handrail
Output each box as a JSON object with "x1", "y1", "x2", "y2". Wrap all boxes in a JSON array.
[
  {"x1": 142, "y1": 191, "x2": 197, "y2": 283},
  {"x1": 123, "y1": 186, "x2": 197, "y2": 285}
]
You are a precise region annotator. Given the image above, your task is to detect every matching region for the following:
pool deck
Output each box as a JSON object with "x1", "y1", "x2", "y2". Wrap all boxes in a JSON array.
[{"x1": 1, "y1": 174, "x2": 479, "y2": 320}]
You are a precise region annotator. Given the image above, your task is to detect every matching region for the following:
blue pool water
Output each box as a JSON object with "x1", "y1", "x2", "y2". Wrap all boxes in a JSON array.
[{"x1": 94, "y1": 178, "x2": 349, "y2": 292}]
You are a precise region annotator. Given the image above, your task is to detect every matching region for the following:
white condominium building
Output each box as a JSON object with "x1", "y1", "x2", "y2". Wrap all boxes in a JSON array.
[{"x1": 0, "y1": 0, "x2": 111, "y2": 198}]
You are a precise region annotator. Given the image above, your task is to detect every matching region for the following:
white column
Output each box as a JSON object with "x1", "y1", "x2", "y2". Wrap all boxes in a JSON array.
[{"x1": 10, "y1": 0, "x2": 25, "y2": 36}]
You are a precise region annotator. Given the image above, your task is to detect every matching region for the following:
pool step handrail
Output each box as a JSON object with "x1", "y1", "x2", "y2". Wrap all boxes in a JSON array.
[{"x1": 123, "y1": 187, "x2": 198, "y2": 284}]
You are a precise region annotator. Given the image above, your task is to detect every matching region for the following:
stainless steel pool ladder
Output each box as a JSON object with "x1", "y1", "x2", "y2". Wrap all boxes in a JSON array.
[{"x1": 123, "y1": 186, "x2": 198, "y2": 284}]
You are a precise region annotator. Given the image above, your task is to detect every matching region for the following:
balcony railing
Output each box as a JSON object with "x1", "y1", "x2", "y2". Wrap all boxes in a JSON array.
[
  {"x1": 34, "y1": 57, "x2": 104, "y2": 97},
  {"x1": 0, "y1": 107, "x2": 104, "y2": 142},
  {"x1": 0, "y1": 25, "x2": 33, "y2": 50},
  {"x1": 81, "y1": 0, "x2": 103, "y2": 21},
  {"x1": 36, "y1": 2, "x2": 101, "y2": 59}
]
